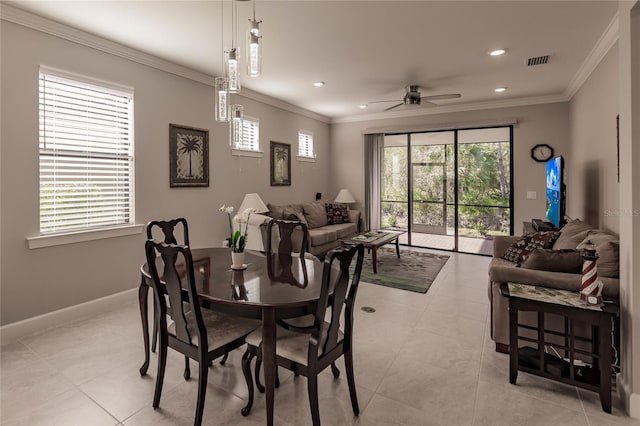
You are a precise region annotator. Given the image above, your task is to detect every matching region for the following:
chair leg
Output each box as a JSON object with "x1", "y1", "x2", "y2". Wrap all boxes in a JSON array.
[
  {"x1": 330, "y1": 361, "x2": 340, "y2": 378},
  {"x1": 194, "y1": 358, "x2": 208, "y2": 426},
  {"x1": 183, "y1": 356, "x2": 191, "y2": 380},
  {"x1": 153, "y1": 338, "x2": 168, "y2": 408},
  {"x1": 255, "y1": 357, "x2": 265, "y2": 393},
  {"x1": 241, "y1": 348, "x2": 256, "y2": 416},
  {"x1": 151, "y1": 301, "x2": 158, "y2": 353},
  {"x1": 307, "y1": 372, "x2": 321, "y2": 426},
  {"x1": 220, "y1": 352, "x2": 229, "y2": 365},
  {"x1": 344, "y1": 351, "x2": 360, "y2": 416}
]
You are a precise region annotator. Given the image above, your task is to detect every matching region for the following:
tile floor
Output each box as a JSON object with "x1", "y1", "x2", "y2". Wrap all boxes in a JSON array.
[{"x1": 2, "y1": 249, "x2": 638, "y2": 426}]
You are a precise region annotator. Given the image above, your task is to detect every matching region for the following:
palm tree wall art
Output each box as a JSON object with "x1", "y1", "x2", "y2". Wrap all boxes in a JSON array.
[{"x1": 169, "y1": 124, "x2": 209, "y2": 187}]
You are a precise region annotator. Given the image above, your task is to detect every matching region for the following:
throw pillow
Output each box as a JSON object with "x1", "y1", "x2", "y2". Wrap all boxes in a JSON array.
[
  {"x1": 325, "y1": 203, "x2": 350, "y2": 225},
  {"x1": 303, "y1": 202, "x2": 328, "y2": 229},
  {"x1": 282, "y1": 204, "x2": 307, "y2": 225},
  {"x1": 267, "y1": 203, "x2": 285, "y2": 220},
  {"x1": 521, "y1": 249, "x2": 583, "y2": 273},
  {"x1": 553, "y1": 218, "x2": 594, "y2": 250},
  {"x1": 576, "y1": 231, "x2": 619, "y2": 278},
  {"x1": 502, "y1": 231, "x2": 561, "y2": 264}
]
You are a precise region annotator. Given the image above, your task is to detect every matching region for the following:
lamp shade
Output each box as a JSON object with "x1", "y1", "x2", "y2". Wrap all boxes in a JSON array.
[
  {"x1": 335, "y1": 189, "x2": 356, "y2": 204},
  {"x1": 238, "y1": 193, "x2": 269, "y2": 214}
]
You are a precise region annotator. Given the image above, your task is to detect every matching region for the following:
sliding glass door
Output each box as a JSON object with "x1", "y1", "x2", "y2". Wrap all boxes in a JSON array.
[{"x1": 380, "y1": 126, "x2": 512, "y2": 255}]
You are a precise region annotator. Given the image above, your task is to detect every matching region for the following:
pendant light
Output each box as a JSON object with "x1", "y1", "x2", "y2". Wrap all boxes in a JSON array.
[
  {"x1": 247, "y1": 0, "x2": 262, "y2": 77},
  {"x1": 215, "y1": 1, "x2": 229, "y2": 121},
  {"x1": 226, "y1": 0, "x2": 241, "y2": 92},
  {"x1": 230, "y1": 104, "x2": 244, "y2": 147}
]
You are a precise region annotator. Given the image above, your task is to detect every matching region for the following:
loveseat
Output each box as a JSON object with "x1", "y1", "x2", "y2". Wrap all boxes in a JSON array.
[
  {"x1": 488, "y1": 219, "x2": 620, "y2": 353},
  {"x1": 244, "y1": 201, "x2": 361, "y2": 258}
]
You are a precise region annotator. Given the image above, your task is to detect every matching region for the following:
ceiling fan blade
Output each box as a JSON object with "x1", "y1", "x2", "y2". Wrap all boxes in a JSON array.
[
  {"x1": 422, "y1": 101, "x2": 438, "y2": 107},
  {"x1": 384, "y1": 103, "x2": 404, "y2": 111},
  {"x1": 422, "y1": 93, "x2": 462, "y2": 101},
  {"x1": 368, "y1": 99, "x2": 403, "y2": 104}
]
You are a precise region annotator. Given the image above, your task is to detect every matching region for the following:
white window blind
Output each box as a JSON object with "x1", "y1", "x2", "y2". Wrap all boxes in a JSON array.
[
  {"x1": 235, "y1": 116, "x2": 259, "y2": 151},
  {"x1": 298, "y1": 130, "x2": 314, "y2": 158},
  {"x1": 39, "y1": 69, "x2": 134, "y2": 235}
]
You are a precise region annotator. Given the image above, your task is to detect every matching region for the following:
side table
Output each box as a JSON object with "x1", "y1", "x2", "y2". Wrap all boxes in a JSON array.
[{"x1": 500, "y1": 282, "x2": 619, "y2": 413}]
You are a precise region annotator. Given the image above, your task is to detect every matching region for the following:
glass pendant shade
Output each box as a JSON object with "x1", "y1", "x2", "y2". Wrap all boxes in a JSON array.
[
  {"x1": 247, "y1": 32, "x2": 261, "y2": 77},
  {"x1": 214, "y1": 77, "x2": 229, "y2": 122},
  {"x1": 226, "y1": 48, "x2": 240, "y2": 93},
  {"x1": 230, "y1": 104, "x2": 244, "y2": 147}
]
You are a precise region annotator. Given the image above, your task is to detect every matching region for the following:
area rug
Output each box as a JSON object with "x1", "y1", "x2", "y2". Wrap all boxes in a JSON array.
[{"x1": 356, "y1": 247, "x2": 449, "y2": 293}]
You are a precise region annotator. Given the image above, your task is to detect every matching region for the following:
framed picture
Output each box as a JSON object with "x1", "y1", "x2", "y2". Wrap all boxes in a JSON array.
[
  {"x1": 270, "y1": 141, "x2": 291, "y2": 186},
  {"x1": 169, "y1": 124, "x2": 209, "y2": 187}
]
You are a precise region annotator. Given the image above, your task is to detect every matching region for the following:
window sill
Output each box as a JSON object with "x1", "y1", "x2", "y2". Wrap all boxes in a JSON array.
[
  {"x1": 27, "y1": 224, "x2": 144, "y2": 249},
  {"x1": 297, "y1": 155, "x2": 316, "y2": 163},
  {"x1": 231, "y1": 149, "x2": 264, "y2": 158}
]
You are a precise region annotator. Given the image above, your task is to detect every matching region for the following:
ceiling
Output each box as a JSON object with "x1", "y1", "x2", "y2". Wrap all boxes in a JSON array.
[{"x1": 5, "y1": 1, "x2": 618, "y2": 121}]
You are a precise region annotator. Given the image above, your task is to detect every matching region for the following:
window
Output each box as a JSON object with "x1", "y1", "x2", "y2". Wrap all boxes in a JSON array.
[
  {"x1": 39, "y1": 68, "x2": 134, "y2": 235},
  {"x1": 235, "y1": 116, "x2": 260, "y2": 151},
  {"x1": 298, "y1": 130, "x2": 315, "y2": 159}
]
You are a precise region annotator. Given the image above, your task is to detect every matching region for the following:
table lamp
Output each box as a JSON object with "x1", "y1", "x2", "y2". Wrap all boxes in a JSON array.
[
  {"x1": 238, "y1": 193, "x2": 269, "y2": 214},
  {"x1": 335, "y1": 189, "x2": 356, "y2": 204}
]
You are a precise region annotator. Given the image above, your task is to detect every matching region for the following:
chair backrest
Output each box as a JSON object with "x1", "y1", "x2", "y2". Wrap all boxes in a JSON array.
[
  {"x1": 146, "y1": 218, "x2": 190, "y2": 246},
  {"x1": 144, "y1": 240, "x2": 206, "y2": 350},
  {"x1": 311, "y1": 243, "x2": 364, "y2": 359},
  {"x1": 266, "y1": 219, "x2": 308, "y2": 256}
]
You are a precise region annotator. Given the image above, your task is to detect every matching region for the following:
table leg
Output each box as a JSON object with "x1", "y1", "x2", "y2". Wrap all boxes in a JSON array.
[
  {"x1": 138, "y1": 275, "x2": 150, "y2": 376},
  {"x1": 372, "y1": 247, "x2": 378, "y2": 274},
  {"x1": 508, "y1": 304, "x2": 518, "y2": 385},
  {"x1": 262, "y1": 307, "x2": 277, "y2": 426},
  {"x1": 395, "y1": 237, "x2": 400, "y2": 259},
  {"x1": 599, "y1": 320, "x2": 612, "y2": 413}
]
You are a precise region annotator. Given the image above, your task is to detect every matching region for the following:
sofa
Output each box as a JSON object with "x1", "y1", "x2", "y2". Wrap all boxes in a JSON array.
[
  {"x1": 488, "y1": 219, "x2": 620, "y2": 353},
  {"x1": 244, "y1": 201, "x2": 361, "y2": 258}
]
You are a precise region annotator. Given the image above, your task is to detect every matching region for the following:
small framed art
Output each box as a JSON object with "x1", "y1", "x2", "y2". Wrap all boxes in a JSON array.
[
  {"x1": 270, "y1": 141, "x2": 291, "y2": 186},
  {"x1": 169, "y1": 124, "x2": 209, "y2": 187}
]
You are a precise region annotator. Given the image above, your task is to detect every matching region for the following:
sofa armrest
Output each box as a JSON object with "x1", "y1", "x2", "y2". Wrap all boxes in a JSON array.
[
  {"x1": 348, "y1": 210, "x2": 362, "y2": 233},
  {"x1": 492, "y1": 235, "x2": 519, "y2": 258}
]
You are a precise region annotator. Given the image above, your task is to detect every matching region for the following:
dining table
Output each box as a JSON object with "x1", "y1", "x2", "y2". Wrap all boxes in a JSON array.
[{"x1": 138, "y1": 247, "x2": 328, "y2": 426}]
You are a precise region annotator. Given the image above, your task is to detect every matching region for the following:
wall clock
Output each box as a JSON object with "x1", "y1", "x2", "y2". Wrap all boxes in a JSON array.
[{"x1": 531, "y1": 144, "x2": 554, "y2": 162}]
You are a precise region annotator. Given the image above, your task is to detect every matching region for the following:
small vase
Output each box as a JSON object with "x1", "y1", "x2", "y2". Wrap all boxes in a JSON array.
[{"x1": 231, "y1": 251, "x2": 246, "y2": 270}]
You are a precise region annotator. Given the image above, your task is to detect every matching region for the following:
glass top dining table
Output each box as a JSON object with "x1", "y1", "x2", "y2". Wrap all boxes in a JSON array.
[{"x1": 138, "y1": 247, "x2": 328, "y2": 426}]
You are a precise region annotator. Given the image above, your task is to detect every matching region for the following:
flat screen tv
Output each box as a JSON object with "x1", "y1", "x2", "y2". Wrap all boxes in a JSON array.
[{"x1": 545, "y1": 156, "x2": 565, "y2": 228}]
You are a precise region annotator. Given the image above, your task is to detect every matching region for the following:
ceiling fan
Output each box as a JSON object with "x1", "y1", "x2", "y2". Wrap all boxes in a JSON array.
[{"x1": 369, "y1": 85, "x2": 461, "y2": 111}]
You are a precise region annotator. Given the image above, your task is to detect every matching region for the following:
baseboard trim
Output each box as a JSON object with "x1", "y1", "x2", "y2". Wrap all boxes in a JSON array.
[
  {"x1": 617, "y1": 372, "x2": 640, "y2": 419},
  {"x1": 0, "y1": 287, "x2": 138, "y2": 343}
]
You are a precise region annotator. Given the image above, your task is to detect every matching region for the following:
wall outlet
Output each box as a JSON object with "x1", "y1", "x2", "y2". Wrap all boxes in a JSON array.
[{"x1": 526, "y1": 191, "x2": 537, "y2": 200}]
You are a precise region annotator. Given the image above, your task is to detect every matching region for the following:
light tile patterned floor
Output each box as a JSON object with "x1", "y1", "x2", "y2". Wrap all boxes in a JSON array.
[{"x1": 2, "y1": 248, "x2": 638, "y2": 425}]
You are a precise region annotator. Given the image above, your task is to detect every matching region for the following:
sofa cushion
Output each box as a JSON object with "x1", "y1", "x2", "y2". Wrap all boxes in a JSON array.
[
  {"x1": 282, "y1": 204, "x2": 307, "y2": 225},
  {"x1": 303, "y1": 202, "x2": 328, "y2": 229},
  {"x1": 521, "y1": 249, "x2": 583, "y2": 273},
  {"x1": 267, "y1": 203, "x2": 285, "y2": 220},
  {"x1": 577, "y1": 231, "x2": 619, "y2": 278},
  {"x1": 326, "y1": 222, "x2": 357, "y2": 238},
  {"x1": 308, "y1": 228, "x2": 337, "y2": 247},
  {"x1": 553, "y1": 219, "x2": 593, "y2": 250},
  {"x1": 502, "y1": 231, "x2": 560, "y2": 264},
  {"x1": 325, "y1": 203, "x2": 350, "y2": 224}
]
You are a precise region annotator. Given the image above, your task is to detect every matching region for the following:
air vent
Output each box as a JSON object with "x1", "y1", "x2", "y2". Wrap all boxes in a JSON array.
[{"x1": 527, "y1": 55, "x2": 550, "y2": 66}]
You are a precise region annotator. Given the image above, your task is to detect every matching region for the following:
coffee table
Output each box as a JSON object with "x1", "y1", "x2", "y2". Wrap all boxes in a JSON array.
[{"x1": 341, "y1": 230, "x2": 404, "y2": 273}]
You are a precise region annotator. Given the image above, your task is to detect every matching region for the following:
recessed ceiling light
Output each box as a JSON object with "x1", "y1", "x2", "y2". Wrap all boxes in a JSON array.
[
  {"x1": 359, "y1": 104, "x2": 368, "y2": 109},
  {"x1": 489, "y1": 49, "x2": 506, "y2": 56},
  {"x1": 313, "y1": 81, "x2": 325, "y2": 87},
  {"x1": 494, "y1": 87, "x2": 507, "y2": 93}
]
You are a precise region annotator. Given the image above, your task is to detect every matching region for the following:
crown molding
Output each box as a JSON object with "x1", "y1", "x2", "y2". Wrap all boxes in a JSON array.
[
  {"x1": 331, "y1": 93, "x2": 568, "y2": 124},
  {"x1": 0, "y1": 3, "x2": 329, "y2": 124},
  {"x1": 565, "y1": 13, "x2": 619, "y2": 99}
]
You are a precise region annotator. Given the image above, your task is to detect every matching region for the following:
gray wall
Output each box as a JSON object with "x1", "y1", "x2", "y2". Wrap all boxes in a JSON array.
[
  {"x1": 0, "y1": 21, "x2": 330, "y2": 325},
  {"x1": 568, "y1": 44, "x2": 620, "y2": 234},
  {"x1": 329, "y1": 103, "x2": 572, "y2": 232}
]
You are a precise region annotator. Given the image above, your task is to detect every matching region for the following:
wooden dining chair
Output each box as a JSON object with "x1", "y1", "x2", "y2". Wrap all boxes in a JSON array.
[
  {"x1": 145, "y1": 240, "x2": 261, "y2": 426},
  {"x1": 266, "y1": 219, "x2": 308, "y2": 257},
  {"x1": 240, "y1": 243, "x2": 365, "y2": 425}
]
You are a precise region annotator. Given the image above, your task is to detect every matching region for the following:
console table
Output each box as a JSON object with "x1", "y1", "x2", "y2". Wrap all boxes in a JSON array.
[{"x1": 501, "y1": 282, "x2": 619, "y2": 413}]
